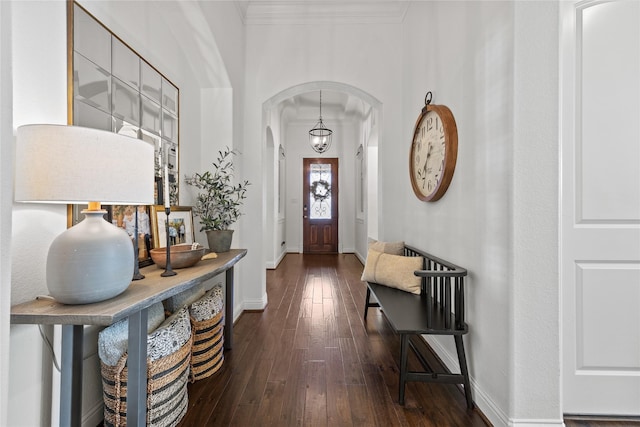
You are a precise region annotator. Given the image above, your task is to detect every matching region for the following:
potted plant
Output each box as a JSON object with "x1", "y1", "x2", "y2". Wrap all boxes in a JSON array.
[{"x1": 185, "y1": 147, "x2": 250, "y2": 252}]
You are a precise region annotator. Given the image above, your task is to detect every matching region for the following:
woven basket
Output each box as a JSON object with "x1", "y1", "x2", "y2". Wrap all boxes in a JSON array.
[
  {"x1": 101, "y1": 333, "x2": 192, "y2": 427},
  {"x1": 189, "y1": 309, "x2": 224, "y2": 381}
]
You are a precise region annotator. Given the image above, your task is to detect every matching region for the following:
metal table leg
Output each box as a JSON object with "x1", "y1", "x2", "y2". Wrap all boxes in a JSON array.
[
  {"x1": 127, "y1": 308, "x2": 148, "y2": 426},
  {"x1": 60, "y1": 325, "x2": 83, "y2": 427},
  {"x1": 225, "y1": 266, "x2": 234, "y2": 350}
]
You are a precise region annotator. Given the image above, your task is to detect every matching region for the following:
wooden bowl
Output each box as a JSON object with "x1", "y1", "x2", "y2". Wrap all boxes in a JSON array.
[{"x1": 150, "y1": 244, "x2": 206, "y2": 269}]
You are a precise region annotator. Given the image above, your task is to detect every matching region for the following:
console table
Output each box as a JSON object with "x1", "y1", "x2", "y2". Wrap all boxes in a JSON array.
[{"x1": 11, "y1": 249, "x2": 247, "y2": 427}]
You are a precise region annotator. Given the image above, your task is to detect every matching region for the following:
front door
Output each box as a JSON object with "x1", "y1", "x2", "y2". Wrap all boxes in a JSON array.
[
  {"x1": 303, "y1": 158, "x2": 338, "y2": 254},
  {"x1": 561, "y1": 0, "x2": 640, "y2": 415}
]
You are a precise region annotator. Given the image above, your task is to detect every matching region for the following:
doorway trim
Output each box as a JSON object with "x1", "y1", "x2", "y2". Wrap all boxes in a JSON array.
[{"x1": 303, "y1": 157, "x2": 339, "y2": 254}]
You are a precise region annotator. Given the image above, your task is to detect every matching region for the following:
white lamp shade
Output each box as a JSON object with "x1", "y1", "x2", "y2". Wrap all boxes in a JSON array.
[
  {"x1": 14, "y1": 124, "x2": 155, "y2": 304},
  {"x1": 15, "y1": 124, "x2": 154, "y2": 205}
]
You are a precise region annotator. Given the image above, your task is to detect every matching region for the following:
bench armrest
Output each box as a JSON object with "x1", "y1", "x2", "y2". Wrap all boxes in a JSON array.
[{"x1": 414, "y1": 269, "x2": 467, "y2": 279}]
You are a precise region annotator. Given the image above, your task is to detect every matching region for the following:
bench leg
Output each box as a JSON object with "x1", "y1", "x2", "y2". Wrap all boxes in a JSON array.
[
  {"x1": 454, "y1": 335, "x2": 474, "y2": 409},
  {"x1": 364, "y1": 287, "x2": 371, "y2": 321},
  {"x1": 399, "y1": 334, "x2": 409, "y2": 405}
]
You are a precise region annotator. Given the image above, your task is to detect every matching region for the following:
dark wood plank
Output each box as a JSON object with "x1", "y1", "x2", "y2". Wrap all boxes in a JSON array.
[
  {"x1": 255, "y1": 380, "x2": 287, "y2": 427},
  {"x1": 177, "y1": 253, "x2": 491, "y2": 427},
  {"x1": 279, "y1": 348, "x2": 308, "y2": 427},
  {"x1": 303, "y1": 361, "x2": 327, "y2": 427},
  {"x1": 325, "y1": 346, "x2": 353, "y2": 426}
]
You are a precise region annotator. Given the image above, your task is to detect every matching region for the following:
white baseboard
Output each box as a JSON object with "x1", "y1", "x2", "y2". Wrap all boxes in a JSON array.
[
  {"x1": 424, "y1": 336, "x2": 511, "y2": 427},
  {"x1": 266, "y1": 250, "x2": 286, "y2": 270},
  {"x1": 238, "y1": 293, "x2": 267, "y2": 314},
  {"x1": 509, "y1": 421, "x2": 565, "y2": 427}
]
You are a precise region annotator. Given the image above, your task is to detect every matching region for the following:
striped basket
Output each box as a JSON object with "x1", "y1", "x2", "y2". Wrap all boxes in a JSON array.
[
  {"x1": 188, "y1": 284, "x2": 225, "y2": 382},
  {"x1": 100, "y1": 308, "x2": 192, "y2": 427}
]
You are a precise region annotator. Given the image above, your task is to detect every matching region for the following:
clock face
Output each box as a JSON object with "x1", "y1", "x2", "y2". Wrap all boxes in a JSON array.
[
  {"x1": 409, "y1": 105, "x2": 458, "y2": 202},
  {"x1": 412, "y1": 110, "x2": 445, "y2": 197}
]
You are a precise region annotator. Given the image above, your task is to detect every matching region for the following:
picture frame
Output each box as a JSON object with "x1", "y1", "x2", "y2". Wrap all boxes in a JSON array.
[
  {"x1": 112, "y1": 205, "x2": 154, "y2": 267},
  {"x1": 150, "y1": 205, "x2": 195, "y2": 248},
  {"x1": 68, "y1": 204, "x2": 154, "y2": 267}
]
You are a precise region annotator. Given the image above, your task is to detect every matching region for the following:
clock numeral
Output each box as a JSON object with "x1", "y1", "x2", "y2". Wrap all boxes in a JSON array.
[{"x1": 426, "y1": 116, "x2": 433, "y2": 131}]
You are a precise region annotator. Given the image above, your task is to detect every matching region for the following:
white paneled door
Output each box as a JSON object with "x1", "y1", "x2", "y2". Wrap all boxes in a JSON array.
[{"x1": 561, "y1": 0, "x2": 640, "y2": 416}]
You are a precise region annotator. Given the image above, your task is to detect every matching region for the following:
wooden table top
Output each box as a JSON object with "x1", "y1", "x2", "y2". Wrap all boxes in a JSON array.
[{"x1": 11, "y1": 249, "x2": 247, "y2": 326}]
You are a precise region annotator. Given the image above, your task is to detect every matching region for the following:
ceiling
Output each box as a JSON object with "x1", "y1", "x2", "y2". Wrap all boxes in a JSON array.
[{"x1": 281, "y1": 90, "x2": 371, "y2": 124}]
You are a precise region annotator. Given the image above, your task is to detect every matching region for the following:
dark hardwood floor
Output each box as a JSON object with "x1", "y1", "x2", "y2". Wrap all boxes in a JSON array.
[
  {"x1": 178, "y1": 253, "x2": 487, "y2": 426},
  {"x1": 176, "y1": 253, "x2": 640, "y2": 426}
]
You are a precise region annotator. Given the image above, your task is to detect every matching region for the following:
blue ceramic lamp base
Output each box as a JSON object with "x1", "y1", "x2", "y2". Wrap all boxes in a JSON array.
[{"x1": 46, "y1": 210, "x2": 134, "y2": 304}]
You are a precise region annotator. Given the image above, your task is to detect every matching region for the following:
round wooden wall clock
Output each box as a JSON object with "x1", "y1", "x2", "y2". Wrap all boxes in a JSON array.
[{"x1": 409, "y1": 91, "x2": 458, "y2": 202}]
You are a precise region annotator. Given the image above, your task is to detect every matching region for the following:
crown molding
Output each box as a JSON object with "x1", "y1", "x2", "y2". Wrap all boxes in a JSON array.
[{"x1": 238, "y1": 1, "x2": 409, "y2": 25}]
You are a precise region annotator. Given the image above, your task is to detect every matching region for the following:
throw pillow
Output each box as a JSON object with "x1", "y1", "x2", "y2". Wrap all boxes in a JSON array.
[
  {"x1": 368, "y1": 239, "x2": 405, "y2": 255},
  {"x1": 147, "y1": 307, "x2": 192, "y2": 362},
  {"x1": 189, "y1": 283, "x2": 224, "y2": 322},
  {"x1": 163, "y1": 283, "x2": 206, "y2": 314},
  {"x1": 98, "y1": 301, "x2": 166, "y2": 366},
  {"x1": 361, "y1": 248, "x2": 422, "y2": 294}
]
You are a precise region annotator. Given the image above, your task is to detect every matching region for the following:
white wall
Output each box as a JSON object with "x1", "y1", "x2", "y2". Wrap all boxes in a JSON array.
[
  {"x1": 9, "y1": 2, "x2": 68, "y2": 425},
  {"x1": 195, "y1": 1, "x2": 251, "y2": 311},
  {"x1": 6, "y1": 1, "x2": 241, "y2": 424},
  {"x1": 511, "y1": 2, "x2": 560, "y2": 423},
  {"x1": 400, "y1": 2, "x2": 561, "y2": 425},
  {"x1": 0, "y1": 2, "x2": 13, "y2": 425},
  {"x1": 267, "y1": 104, "x2": 287, "y2": 268},
  {"x1": 400, "y1": 2, "x2": 513, "y2": 421}
]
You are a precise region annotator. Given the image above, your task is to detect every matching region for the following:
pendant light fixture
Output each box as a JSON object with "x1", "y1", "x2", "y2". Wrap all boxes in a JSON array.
[{"x1": 309, "y1": 90, "x2": 333, "y2": 153}]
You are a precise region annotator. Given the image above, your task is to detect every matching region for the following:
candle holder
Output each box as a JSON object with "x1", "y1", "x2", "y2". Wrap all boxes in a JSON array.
[
  {"x1": 161, "y1": 206, "x2": 177, "y2": 277},
  {"x1": 132, "y1": 208, "x2": 145, "y2": 280}
]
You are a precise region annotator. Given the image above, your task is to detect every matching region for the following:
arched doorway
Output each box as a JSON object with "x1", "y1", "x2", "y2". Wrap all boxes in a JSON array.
[{"x1": 261, "y1": 81, "x2": 381, "y2": 268}]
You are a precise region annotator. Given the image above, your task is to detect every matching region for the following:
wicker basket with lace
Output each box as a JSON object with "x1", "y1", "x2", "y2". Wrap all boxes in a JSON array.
[
  {"x1": 100, "y1": 308, "x2": 192, "y2": 427},
  {"x1": 188, "y1": 284, "x2": 225, "y2": 381}
]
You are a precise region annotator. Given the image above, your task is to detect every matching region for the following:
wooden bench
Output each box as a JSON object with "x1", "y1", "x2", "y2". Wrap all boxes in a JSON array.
[{"x1": 363, "y1": 245, "x2": 473, "y2": 408}]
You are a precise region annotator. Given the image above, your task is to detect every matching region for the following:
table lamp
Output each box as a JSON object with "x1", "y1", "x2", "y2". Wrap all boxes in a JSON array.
[{"x1": 14, "y1": 124, "x2": 154, "y2": 304}]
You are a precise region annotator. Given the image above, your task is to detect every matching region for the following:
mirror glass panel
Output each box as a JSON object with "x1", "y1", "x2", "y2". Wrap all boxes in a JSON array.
[
  {"x1": 112, "y1": 77, "x2": 140, "y2": 126},
  {"x1": 70, "y1": 3, "x2": 180, "y2": 266},
  {"x1": 141, "y1": 61, "x2": 161, "y2": 103},
  {"x1": 73, "y1": 99, "x2": 112, "y2": 132},
  {"x1": 73, "y1": 6, "x2": 110, "y2": 70},
  {"x1": 162, "y1": 78, "x2": 178, "y2": 114},
  {"x1": 112, "y1": 37, "x2": 140, "y2": 90},
  {"x1": 74, "y1": 52, "x2": 111, "y2": 113}
]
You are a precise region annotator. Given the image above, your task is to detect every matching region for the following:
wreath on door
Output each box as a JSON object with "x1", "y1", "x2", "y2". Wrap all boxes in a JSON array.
[{"x1": 310, "y1": 179, "x2": 331, "y2": 203}]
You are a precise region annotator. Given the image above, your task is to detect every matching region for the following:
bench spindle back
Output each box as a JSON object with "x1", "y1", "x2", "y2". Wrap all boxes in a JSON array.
[{"x1": 403, "y1": 245, "x2": 467, "y2": 332}]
